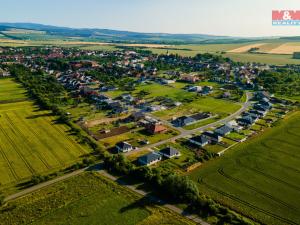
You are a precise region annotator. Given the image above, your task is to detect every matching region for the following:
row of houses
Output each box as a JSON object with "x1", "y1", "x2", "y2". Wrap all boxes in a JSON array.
[
  {"x1": 172, "y1": 112, "x2": 211, "y2": 127},
  {"x1": 138, "y1": 147, "x2": 181, "y2": 166}
]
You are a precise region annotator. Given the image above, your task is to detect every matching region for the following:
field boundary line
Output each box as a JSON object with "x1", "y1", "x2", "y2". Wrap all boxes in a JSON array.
[
  {"x1": 0, "y1": 143, "x2": 19, "y2": 181},
  {"x1": 199, "y1": 178, "x2": 299, "y2": 225},
  {"x1": 0, "y1": 122, "x2": 35, "y2": 174},
  {"x1": 4, "y1": 113, "x2": 52, "y2": 170},
  {"x1": 218, "y1": 168, "x2": 299, "y2": 211},
  {"x1": 14, "y1": 111, "x2": 66, "y2": 167}
]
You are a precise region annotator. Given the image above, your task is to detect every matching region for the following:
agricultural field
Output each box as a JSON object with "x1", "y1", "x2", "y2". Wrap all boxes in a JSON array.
[
  {"x1": 0, "y1": 172, "x2": 194, "y2": 225},
  {"x1": 0, "y1": 79, "x2": 91, "y2": 188},
  {"x1": 1, "y1": 37, "x2": 300, "y2": 65},
  {"x1": 142, "y1": 42, "x2": 300, "y2": 65},
  {"x1": 0, "y1": 78, "x2": 27, "y2": 102},
  {"x1": 188, "y1": 111, "x2": 300, "y2": 225}
]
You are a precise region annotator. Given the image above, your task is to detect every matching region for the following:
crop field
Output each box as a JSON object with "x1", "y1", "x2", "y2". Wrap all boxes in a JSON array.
[
  {"x1": 143, "y1": 42, "x2": 300, "y2": 65},
  {"x1": 188, "y1": 111, "x2": 300, "y2": 225},
  {"x1": 227, "y1": 43, "x2": 267, "y2": 53},
  {"x1": 153, "y1": 97, "x2": 241, "y2": 120},
  {"x1": 0, "y1": 78, "x2": 27, "y2": 102},
  {"x1": 0, "y1": 172, "x2": 194, "y2": 225},
  {"x1": 0, "y1": 79, "x2": 91, "y2": 187}
]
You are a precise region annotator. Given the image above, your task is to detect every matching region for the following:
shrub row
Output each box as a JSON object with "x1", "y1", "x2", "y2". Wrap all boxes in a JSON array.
[{"x1": 103, "y1": 154, "x2": 254, "y2": 225}]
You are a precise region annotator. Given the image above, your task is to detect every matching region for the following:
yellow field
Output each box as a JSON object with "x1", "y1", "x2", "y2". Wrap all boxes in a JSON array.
[
  {"x1": 267, "y1": 43, "x2": 300, "y2": 54},
  {"x1": 0, "y1": 79, "x2": 92, "y2": 187},
  {"x1": 228, "y1": 43, "x2": 266, "y2": 53}
]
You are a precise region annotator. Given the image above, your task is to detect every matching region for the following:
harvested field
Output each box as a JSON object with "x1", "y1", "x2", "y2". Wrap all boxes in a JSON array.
[
  {"x1": 267, "y1": 43, "x2": 300, "y2": 54},
  {"x1": 228, "y1": 43, "x2": 267, "y2": 53}
]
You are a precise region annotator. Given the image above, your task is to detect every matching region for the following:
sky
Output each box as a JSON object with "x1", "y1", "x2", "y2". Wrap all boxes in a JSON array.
[{"x1": 0, "y1": 0, "x2": 300, "y2": 37}]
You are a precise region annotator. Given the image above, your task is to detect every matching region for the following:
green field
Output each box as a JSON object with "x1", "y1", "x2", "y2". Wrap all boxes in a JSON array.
[
  {"x1": 0, "y1": 172, "x2": 194, "y2": 225},
  {"x1": 99, "y1": 126, "x2": 179, "y2": 148},
  {"x1": 0, "y1": 79, "x2": 91, "y2": 188},
  {"x1": 0, "y1": 78, "x2": 27, "y2": 101},
  {"x1": 106, "y1": 82, "x2": 195, "y2": 101},
  {"x1": 153, "y1": 97, "x2": 241, "y2": 120},
  {"x1": 188, "y1": 111, "x2": 300, "y2": 225}
]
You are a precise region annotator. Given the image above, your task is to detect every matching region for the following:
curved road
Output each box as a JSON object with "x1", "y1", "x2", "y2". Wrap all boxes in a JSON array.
[
  {"x1": 4, "y1": 92, "x2": 252, "y2": 225},
  {"x1": 126, "y1": 91, "x2": 252, "y2": 155}
]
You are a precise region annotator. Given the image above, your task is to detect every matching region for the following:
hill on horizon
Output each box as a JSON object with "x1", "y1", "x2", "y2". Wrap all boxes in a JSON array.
[{"x1": 0, "y1": 22, "x2": 266, "y2": 44}]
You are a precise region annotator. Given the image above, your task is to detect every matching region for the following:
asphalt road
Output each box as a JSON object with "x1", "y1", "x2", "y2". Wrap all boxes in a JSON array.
[
  {"x1": 126, "y1": 92, "x2": 252, "y2": 156},
  {"x1": 3, "y1": 92, "x2": 252, "y2": 225}
]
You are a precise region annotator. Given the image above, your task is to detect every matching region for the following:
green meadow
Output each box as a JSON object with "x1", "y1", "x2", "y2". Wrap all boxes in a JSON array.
[{"x1": 0, "y1": 172, "x2": 194, "y2": 225}]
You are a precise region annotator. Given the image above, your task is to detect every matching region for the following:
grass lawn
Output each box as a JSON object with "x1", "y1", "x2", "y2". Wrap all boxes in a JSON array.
[
  {"x1": 106, "y1": 82, "x2": 196, "y2": 102},
  {"x1": 99, "y1": 127, "x2": 179, "y2": 148},
  {"x1": 0, "y1": 79, "x2": 92, "y2": 189},
  {"x1": 153, "y1": 97, "x2": 240, "y2": 120},
  {"x1": 0, "y1": 172, "x2": 194, "y2": 225},
  {"x1": 203, "y1": 144, "x2": 226, "y2": 154},
  {"x1": 183, "y1": 116, "x2": 220, "y2": 130},
  {"x1": 226, "y1": 132, "x2": 246, "y2": 141},
  {"x1": 154, "y1": 141, "x2": 196, "y2": 171},
  {"x1": 188, "y1": 111, "x2": 300, "y2": 225}
]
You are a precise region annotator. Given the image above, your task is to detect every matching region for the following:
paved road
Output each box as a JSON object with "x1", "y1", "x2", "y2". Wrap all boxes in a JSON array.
[
  {"x1": 3, "y1": 92, "x2": 251, "y2": 224},
  {"x1": 98, "y1": 169, "x2": 210, "y2": 225},
  {"x1": 126, "y1": 92, "x2": 252, "y2": 156},
  {"x1": 4, "y1": 164, "x2": 209, "y2": 225},
  {"x1": 4, "y1": 167, "x2": 87, "y2": 202}
]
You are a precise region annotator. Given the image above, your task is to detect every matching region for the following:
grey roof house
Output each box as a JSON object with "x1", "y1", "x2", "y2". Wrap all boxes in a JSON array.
[
  {"x1": 189, "y1": 135, "x2": 209, "y2": 147},
  {"x1": 159, "y1": 147, "x2": 180, "y2": 158},
  {"x1": 115, "y1": 141, "x2": 133, "y2": 153},
  {"x1": 138, "y1": 152, "x2": 162, "y2": 166}
]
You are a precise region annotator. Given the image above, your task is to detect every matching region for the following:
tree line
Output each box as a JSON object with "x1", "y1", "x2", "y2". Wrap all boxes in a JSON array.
[{"x1": 103, "y1": 154, "x2": 254, "y2": 225}]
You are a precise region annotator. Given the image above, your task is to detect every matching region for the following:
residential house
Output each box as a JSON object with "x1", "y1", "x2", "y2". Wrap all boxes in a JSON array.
[
  {"x1": 172, "y1": 116, "x2": 196, "y2": 127},
  {"x1": 145, "y1": 122, "x2": 167, "y2": 135},
  {"x1": 159, "y1": 147, "x2": 181, "y2": 159},
  {"x1": 138, "y1": 152, "x2": 162, "y2": 166},
  {"x1": 201, "y1": 86, "x2": 213, "y2": 95},
  {"x1": 161, "y1": 79, "x2": 175, "y2": 85},
  {"x1": 115, "y1": 141, "x2": 133, "y2": 153},
  {"x1": 202, "y1": 131, "x2": 223, "y2": 143},
  {"x1": 130, "y1": 111, "x2": 145, "y2": 121},
  {"x1": 237, "y1": 115, "x2": 255, "y2": 127},
  {"x1": 226, "y1": 120, "x2": 243, "y2": 132},
  {"x1": 189, "y1": 135, "x2": 209, "y2": 147},
  {"x1": 214, "y1": 125, "x2": 233, "y2": 136},
  {"x1": 187, "y1": 86, "x2": 202, "y2": 92},
  {"x1": 180, "y1": 73, "x2": 199, "y2": 83}
]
